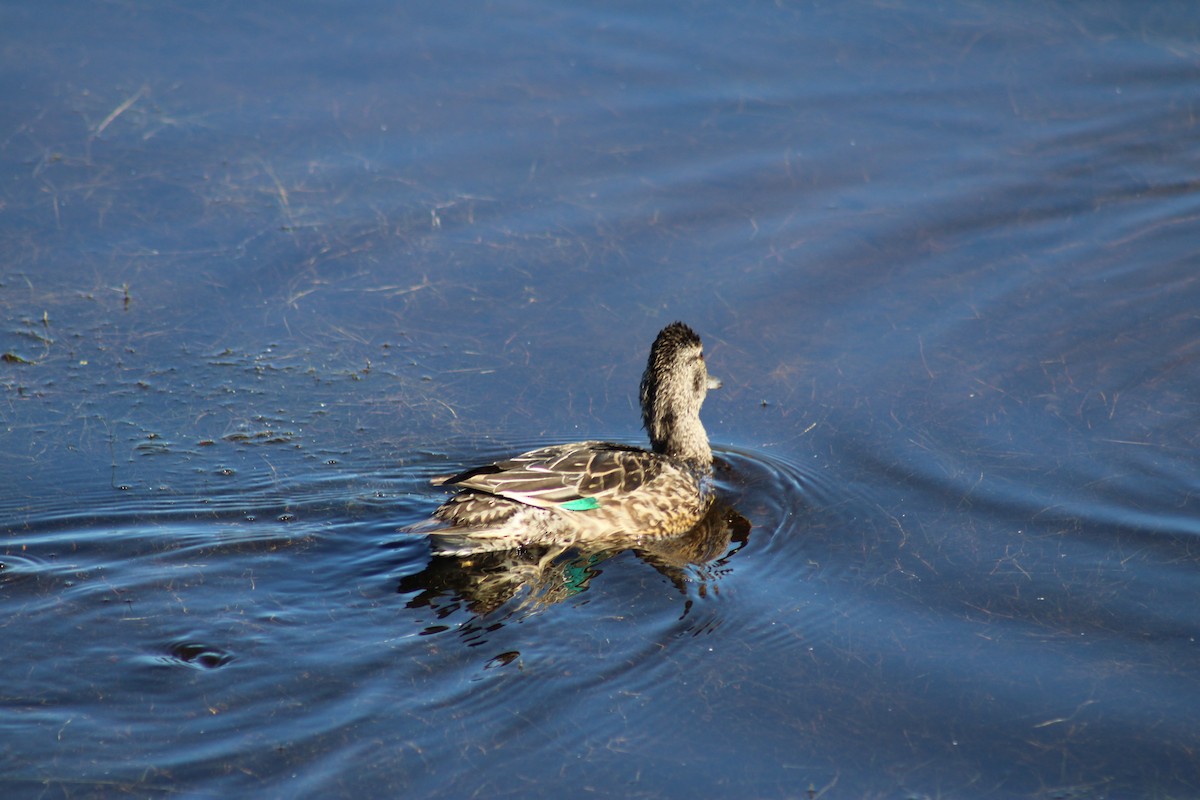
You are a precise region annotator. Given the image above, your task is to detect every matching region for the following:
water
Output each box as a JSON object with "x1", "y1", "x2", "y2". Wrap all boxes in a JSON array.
[{"x1": 3, "y1": 1, "x2": 1199, "y2": 797}]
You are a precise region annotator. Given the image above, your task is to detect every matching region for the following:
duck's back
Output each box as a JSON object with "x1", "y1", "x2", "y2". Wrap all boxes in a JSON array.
[
  {"x1": 436, "y1": 442, "x2": 665, "y2": 504},
  {"x1": 429, "y1": 441, "x2": 713, "y2": 553}
]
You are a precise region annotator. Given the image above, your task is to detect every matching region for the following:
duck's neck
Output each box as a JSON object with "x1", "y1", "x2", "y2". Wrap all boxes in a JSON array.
[{"x1": 650, "y1": 417, "x2": 713, "y2": 469}]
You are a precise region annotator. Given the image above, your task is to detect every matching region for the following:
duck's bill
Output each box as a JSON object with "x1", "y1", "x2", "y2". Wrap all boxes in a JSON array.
[{"x1": 707, "y1": 375, "x2": 723, "y2": 390}]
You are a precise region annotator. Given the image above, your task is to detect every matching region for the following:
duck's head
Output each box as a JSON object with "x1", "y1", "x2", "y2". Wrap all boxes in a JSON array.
[{"x1": 639, "y1": 321, "x2": 721, "y2": 466}]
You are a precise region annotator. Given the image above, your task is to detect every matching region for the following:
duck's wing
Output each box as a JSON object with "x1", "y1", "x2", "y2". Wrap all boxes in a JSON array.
[{"x1": 434, "y1": 442, "x2": 665, "y2": 510}]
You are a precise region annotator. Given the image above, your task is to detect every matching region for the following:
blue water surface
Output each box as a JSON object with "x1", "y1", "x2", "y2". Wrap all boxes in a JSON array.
[{"x1": 2, "y1": 1, "x2": 1200, "y2": 797}]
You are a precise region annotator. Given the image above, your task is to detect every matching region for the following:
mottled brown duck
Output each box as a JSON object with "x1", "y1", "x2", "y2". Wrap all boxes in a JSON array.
[{"x1": 423, "y1": 321, "x2": 721, "y2": 556}]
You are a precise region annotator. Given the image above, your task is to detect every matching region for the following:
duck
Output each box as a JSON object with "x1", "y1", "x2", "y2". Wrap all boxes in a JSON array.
[{"x1": 422, "y1": 321, "x2": 722, "y2": 556}]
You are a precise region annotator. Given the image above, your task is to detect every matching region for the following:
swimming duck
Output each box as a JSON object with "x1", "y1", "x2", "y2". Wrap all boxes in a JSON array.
[{"x1": 423, "y1": 321, "x2": 721, "y2": 555}]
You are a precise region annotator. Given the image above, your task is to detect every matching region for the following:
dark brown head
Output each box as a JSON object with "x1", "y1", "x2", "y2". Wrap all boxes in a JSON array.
[{"x1": 639, "y1": 322, "x2": 719, "y2": 466}]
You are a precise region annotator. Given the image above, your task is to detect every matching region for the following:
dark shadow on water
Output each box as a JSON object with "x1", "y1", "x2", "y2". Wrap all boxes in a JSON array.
[{"x1": 397, "y1": 500, "x2": 751, "y2": 620}]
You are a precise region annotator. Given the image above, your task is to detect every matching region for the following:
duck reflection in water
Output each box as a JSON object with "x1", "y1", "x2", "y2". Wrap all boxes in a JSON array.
[{"x1": 399, "y1": 497, "x2": 750, "y2": 617}]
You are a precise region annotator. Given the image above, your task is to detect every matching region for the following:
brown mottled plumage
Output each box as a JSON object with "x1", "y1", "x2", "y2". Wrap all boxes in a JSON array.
[{"x1": 420, "y1": 322, "x2": 721, "y2": 555}]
